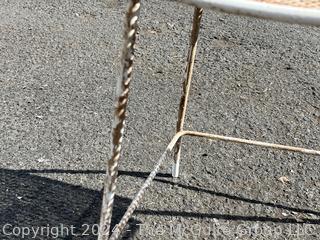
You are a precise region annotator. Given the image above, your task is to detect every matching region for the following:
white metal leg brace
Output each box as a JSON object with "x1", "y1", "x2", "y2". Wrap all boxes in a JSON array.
[{"x1": 107, "y1": 130, "x2": 320, "y2": 240}]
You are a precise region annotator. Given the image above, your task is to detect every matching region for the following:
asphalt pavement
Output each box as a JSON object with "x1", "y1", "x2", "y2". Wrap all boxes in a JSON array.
[{"x1": 1, "y1": 0, "x2": 320, "y2": 239}]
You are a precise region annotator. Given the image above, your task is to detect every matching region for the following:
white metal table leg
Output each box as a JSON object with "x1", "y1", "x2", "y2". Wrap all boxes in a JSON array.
[{"x1": 173, "y1": 7, "x2": 203, "y2": 178}]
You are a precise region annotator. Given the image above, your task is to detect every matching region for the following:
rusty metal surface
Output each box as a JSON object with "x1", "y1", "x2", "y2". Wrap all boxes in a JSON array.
[{"x1": 98, "y1": 0, "x2": 140, "y2": 239}]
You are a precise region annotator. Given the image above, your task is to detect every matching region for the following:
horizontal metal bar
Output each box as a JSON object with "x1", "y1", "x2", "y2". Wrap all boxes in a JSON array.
[{"x1": 169, "y1": 130, "x2": 320, "y2": 156}]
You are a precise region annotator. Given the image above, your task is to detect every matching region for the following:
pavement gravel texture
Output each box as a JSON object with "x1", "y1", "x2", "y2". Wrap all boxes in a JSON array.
[{"x1": 1, "y1": 0, "x2": 320, "y2": 239}]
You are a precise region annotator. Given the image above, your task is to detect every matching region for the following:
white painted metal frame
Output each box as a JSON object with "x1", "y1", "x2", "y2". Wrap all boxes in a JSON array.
[{"x1": 98, "y1": 1, "x2": 320, "y2": 239}]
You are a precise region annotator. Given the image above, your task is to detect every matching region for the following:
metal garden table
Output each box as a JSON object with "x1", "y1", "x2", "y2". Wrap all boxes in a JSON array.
[{"x1": 98, "y1": 1, "x2": 320, "y2": 239}]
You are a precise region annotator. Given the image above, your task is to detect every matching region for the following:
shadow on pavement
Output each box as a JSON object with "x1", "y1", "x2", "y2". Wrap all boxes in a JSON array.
[
  {"x1": 1, "y1": 168, "x2": 319, "y2": 240},
  {"x1": 19, "y1": 168, "x2": 320, "y2": 221},
  {"x1": 0, "y1": 168, "x2": 140, "y2": 240}
]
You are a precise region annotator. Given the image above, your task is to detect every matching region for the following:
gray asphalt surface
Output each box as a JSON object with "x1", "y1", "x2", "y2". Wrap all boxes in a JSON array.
[{"x1": 1, "y1": 0, "x2": 320, "y2": 239}]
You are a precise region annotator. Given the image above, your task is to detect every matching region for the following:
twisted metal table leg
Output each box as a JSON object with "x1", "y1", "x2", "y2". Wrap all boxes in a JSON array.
[
  {"x1": 98, "y1": 1, "x2": 140, "y2": 239},
  {"x1": 173, "y1": 7, "x2": 203, "y2": 178}
]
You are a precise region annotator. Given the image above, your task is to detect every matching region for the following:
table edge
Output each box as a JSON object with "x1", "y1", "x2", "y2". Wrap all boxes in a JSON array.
[{"x1": 178, "y1": 0, "x2": 320, "y2": 26}]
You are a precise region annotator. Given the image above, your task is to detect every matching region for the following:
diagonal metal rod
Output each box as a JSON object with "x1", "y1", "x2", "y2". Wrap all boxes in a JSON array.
[
  {"x1": 107, "y1": 130, "x2": 320, "y2": 239},
  {"x1": 173, "y1": 7, "x2": 203, "y2": 178},
  {"x1": 98, "y1": 1, "x2": 141, "y2": 239},
  {"x1": 108, "y1": 150, "x2": 170, "y2": 240}
]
